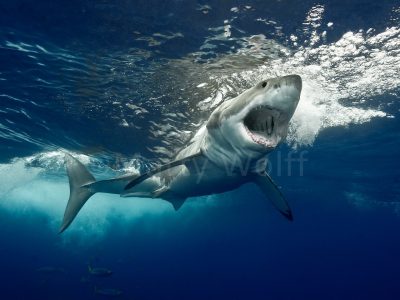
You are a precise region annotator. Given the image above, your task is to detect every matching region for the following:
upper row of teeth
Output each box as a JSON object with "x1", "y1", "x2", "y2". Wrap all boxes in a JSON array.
[
  {"x1": 253, "y1": 116, "x2": 274, "y2": 134},
  {"x1": 267, "y1": 116, "x2": 273, "y2": 134}
]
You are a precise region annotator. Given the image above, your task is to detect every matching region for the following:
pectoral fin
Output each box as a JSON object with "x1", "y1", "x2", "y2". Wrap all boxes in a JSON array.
[
  {"x1": 253, "y1": 173, "x2": 293, "y2": 221},
  {"x1": 124, "y1": 150, "x2": 204, "y2": 191}
]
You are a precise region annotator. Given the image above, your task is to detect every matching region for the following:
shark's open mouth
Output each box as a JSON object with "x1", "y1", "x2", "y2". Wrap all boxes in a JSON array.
[{"x1": 243, "y1": 106, "x2": 279, "y2": 147}]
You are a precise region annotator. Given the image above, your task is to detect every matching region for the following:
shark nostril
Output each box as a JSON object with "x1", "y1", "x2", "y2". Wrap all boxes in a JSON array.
[{"x1": 262, "y1": 81, "x2": 267, "y2": 88}]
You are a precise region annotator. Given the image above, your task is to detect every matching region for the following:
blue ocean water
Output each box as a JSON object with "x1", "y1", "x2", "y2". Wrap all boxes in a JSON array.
[{"x1": 1, "y1": 0, "x2": 400, "y2": 299}]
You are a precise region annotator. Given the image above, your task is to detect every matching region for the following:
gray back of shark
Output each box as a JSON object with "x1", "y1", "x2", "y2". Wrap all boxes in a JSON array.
[{"x1": 59, "y1": 75, "x2": 302, "y2": 233}]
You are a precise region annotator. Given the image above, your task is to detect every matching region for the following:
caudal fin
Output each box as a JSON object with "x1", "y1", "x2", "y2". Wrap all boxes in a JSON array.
[{"x1": 59, "y1": 154, "x2": 96, "y2": 233}]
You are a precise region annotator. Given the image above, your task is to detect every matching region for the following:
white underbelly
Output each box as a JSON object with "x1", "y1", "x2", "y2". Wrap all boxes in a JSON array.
[{"x1": 168, "y1": 164, "x2": 244, "y2": 198}]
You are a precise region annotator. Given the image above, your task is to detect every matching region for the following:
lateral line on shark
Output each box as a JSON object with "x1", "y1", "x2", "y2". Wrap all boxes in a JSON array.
[{"x1": 124, "y1": 149, "x2": 204, "y2": 191}]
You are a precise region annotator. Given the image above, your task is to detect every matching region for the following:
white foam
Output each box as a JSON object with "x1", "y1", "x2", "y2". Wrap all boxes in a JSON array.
[
  {"x1": 201, "y1": 25, "x2": 398, "y2": 148},
  {"x1": 0, "y1": 152, "x2": 171, "y2": 243},
  {"x1": 24, "y1": 150, "x2": 92, "y2": 172},
  {"x1": 2, "y1": 9, "x2": 400, "y2": 238},
  {"x1": 196, "y1": 82, "x2": 208, "y2": 88}
]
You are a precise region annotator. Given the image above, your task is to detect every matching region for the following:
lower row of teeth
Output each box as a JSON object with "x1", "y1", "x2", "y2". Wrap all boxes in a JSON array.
[{"x1": 246, "y1": 127, "x2": 271, "y2": 146}]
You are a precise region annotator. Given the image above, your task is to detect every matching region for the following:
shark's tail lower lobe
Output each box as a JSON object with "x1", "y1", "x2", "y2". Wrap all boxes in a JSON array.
[{"x1": 59, "y1": 154, "x2": 96, "y2": 233}]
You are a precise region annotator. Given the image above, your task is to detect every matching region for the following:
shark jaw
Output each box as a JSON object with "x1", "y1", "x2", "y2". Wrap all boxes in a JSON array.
[
  {"x1": 203, "y1": 74, "x2": 302, "y2": 168},
  {"x1": 243, "y1": 105, "x2": 281, "y2": 148},
  {"x1": 236, "y1": 75, "x2": 302, "y2": 152}
]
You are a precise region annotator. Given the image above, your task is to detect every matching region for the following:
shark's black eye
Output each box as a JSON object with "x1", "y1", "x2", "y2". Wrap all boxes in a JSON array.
[{"x1": 262, "y1": 81, "x2": 267, "y2": 88}]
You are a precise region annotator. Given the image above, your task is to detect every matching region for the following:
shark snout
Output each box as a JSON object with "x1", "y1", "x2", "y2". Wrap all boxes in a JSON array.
[
  {"x1": 267, "y1": 74, "x2": 302, "y2": 121},
  {"x1": 281, "y1": 74, "x2": 302, "y2": 91}
]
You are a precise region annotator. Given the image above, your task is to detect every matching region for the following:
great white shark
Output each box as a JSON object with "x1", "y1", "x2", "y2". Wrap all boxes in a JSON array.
[{"x1": 60, "y1": 74, "x2": 302, "y2": 233}]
